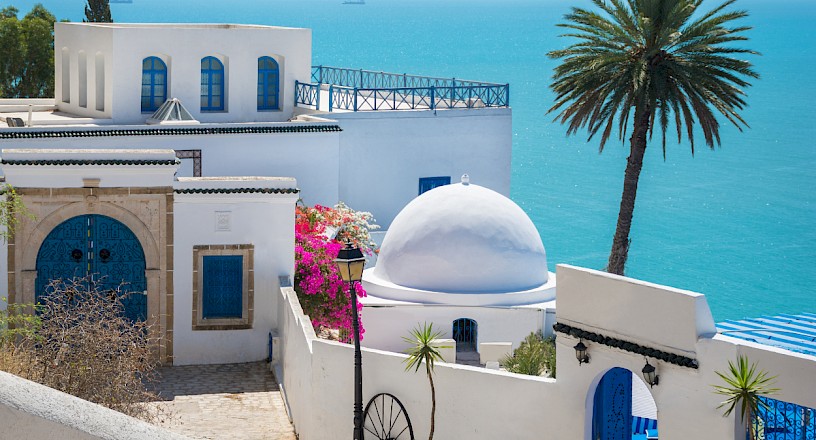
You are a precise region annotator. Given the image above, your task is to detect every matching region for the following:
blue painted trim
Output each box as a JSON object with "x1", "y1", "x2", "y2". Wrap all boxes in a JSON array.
[
  {"x1": 201, "y1": 56, "x2": 225, "y2": 112},
  {"x1": 141, "y1": 57, "x2": 167, "y2": 113}
]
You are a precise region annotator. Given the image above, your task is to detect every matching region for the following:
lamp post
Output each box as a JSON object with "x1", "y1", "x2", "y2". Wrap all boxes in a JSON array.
[{"x1": 334, "y1": 242, "x2": 366, "y2": 440}]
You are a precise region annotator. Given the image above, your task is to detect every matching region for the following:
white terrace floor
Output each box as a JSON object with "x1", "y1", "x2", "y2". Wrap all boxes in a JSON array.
[{"x1": 148, "y1": 362, "x2": 296, "y2": 440}]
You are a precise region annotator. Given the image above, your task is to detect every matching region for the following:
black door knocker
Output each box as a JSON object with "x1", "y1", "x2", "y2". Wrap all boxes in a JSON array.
[
  {"x1": 99, "y1": 249, "x2": 111, "y2": 263},
  {"x1": 70, "y1": 249, "x2": 83, "y2": 262}
]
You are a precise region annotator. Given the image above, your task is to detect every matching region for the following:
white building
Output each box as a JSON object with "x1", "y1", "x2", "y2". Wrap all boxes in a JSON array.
[
  {"x1": 0, "y1": 22, "x2": 511, "y2": 365},
  {"x1": 361, "y1": 177, "x2": 557, "y2": 364}
]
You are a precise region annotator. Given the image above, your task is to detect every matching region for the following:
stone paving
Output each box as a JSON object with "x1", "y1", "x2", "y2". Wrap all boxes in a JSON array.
[{"x1": 147, "y1": 362, "x2": 296, "y2": 440}]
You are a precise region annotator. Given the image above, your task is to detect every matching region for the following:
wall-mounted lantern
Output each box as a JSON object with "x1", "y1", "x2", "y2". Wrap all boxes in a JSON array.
[
  {"x1": 574, "y1": 339, "x2": 590, "y2": 365},
  {"x1": 642, "y1": 359, "x2": 659, "y2": 387}
]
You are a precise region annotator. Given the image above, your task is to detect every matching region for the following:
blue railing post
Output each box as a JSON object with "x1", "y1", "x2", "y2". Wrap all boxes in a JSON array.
[
  {"x1": 353, "y1": 87, "x2": 358, "y2": 112},
  {"x1": 430, "y1": 86, "x2": 436, "y2": 111},
  {"x1": 505, "y1": 83, "x2": 510, "y2": 107},
  {"x1": 328, "y1": 85, "x2": 333, "y2": 112},
  {"x1": 359, "y1": 69, "x2": 364, "y2": 88},
  {"x1": 294, "y1": 80, "x2": 299, "y2": 106},
  {"x1": 316, "y1": 82, "x2": 322, "y2": 110},
  {"x1": 403, "y1": 73, "x2": 407, "y2": 87},
  {"x1": 318, "y1": 65, "x2": 324, "y2": 84}
]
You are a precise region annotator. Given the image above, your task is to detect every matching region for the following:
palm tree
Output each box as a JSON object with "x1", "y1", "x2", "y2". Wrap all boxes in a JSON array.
[
  {"x1": 548, "y1": 0, "x2": 758, "y2": 275},
  {"x1": 403, "y1": 323, "x2": 447, "y2": 440},
  {"x1": 713, "y1": 356, "x2": 779, "y2": 440}
]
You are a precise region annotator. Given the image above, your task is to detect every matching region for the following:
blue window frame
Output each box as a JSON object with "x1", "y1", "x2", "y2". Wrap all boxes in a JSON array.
[
  {"x1": 141, "y1": 57, "x2": 167, "y2": 113},
  {"x1": 257, "y1": 56, "x2": 280, "y2": 111},
  {"x1": 201, "y1": 56, "x2": 225, "y2": 112},
  {"x1": 419, "y1": 176, "x2": 451, "y2": 195},
  {"x1": 202, "y1": 255, "x2": 243, "y2": 319}
]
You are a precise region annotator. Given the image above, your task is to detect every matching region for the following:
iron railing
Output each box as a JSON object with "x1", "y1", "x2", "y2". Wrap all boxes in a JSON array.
[
  {"x1": 752, "y1": 397, "x2": 815, "y2": 440},
  {"x1": 295, "y1": 66, "x2": 509, "y2": 112}
]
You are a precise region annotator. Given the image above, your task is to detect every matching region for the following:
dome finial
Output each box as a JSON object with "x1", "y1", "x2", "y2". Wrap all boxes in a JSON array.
[{"x1": 461, "y1": 174, "x2": 470, "y2": 185}]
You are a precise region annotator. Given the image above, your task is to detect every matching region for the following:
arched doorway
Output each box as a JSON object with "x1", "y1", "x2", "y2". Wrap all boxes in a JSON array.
[
  {"x1": 591, "y1": 367, "x2": 658, "y2": 440},
  {"x1": 36, "y1": 214, "x2": 147, "y2": 322},
  {"x1": 452, "y1": 318, "x2": 477, "y2": 352}
]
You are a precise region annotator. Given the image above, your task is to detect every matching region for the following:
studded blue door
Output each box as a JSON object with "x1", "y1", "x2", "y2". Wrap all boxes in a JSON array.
[
  {"x1": 592, "y1": 368, "x2": 633, "y2": 440},
  {"x1": 36, "y1": 215, "x2": 147, "y2": 321}
]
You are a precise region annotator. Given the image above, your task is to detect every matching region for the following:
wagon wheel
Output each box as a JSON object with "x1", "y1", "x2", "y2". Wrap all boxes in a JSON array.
[{"x1": 363, "y1": 393, "x2": 415, "y2": 440}]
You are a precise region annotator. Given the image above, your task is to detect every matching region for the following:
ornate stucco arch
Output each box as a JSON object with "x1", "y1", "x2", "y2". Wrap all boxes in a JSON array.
[
  {"x1": 11, "y1": 188, "x2": 174, "y2": 363},
  {"x1": 21, "y1": 201, "x2": 160, "y2": 273}
]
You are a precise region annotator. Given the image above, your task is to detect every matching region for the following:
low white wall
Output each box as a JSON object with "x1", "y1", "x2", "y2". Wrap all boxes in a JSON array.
[
  {"x1": 0, "y1": 371, "x2": 190, "y2": 440},
  {"x1": 275, "y1": 285, "x2": 561, "y2": 440},
  {"x1": 172, "y1": 193, "x2": 295, "y2": 365},
  {"x1": 360, "y1": 304, "x2": 548, "y2": 354},
  {"x1": 276, "y1": 265, "x2": 816, "y2": 440}
]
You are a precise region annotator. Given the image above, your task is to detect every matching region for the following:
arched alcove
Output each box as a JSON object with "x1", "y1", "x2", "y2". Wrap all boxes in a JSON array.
[{"x1": 589, "y1": 367, "x2": 658, "y2": 440}]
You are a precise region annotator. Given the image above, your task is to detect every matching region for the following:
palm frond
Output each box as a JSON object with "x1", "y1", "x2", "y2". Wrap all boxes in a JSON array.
[{"x1": 548, "y1": 0, "x2": 758, "y2": 156}]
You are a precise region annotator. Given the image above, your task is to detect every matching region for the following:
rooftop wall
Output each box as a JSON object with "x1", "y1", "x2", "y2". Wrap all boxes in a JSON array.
[{"x1": 55, "y1": 23, "x2": 311, "y2": 124}]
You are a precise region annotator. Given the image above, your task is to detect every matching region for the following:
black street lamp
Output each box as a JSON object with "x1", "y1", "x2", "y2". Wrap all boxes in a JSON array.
[{"x1": 335, "y1": 242, "x2": 366, "y2": 440}]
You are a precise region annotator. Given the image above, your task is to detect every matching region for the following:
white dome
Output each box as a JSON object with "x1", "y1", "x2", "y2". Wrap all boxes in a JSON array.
[{"x1": 364, "y1": 180, "x2": 553, "y2": 305}]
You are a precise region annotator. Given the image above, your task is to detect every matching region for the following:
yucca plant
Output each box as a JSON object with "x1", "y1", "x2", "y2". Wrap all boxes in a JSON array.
[
  {"x1": 548, "y1": 0, "x2": 759, "y2": 275},
  {"x1": 403, "y1": 323, "x2": 448, "y2": 440},
  {"x1": 500, "y1": 332, "x2": 557, "y2": 378},
  {"x1": 713, "y1": 356, "x2": 779, "y2": 440}
]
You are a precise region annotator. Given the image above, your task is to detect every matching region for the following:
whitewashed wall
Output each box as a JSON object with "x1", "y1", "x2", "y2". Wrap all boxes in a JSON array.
[
  {"x1": 1, "y1": 127, "x2": 341, "y2": 209},
  {"x1": 55, "y1": 23, "x2": 311, "y2": 124},
  {"x1": 276, "y1": 264, "x2": 816, "y2": 440},
  {"x1": 173, "y1": 192, "x2": 296, "y2": 365},
  {"x1": 332, "y1": 107, "x2": 512, "y2": 227},
  {"x1": 361, "y1": 304, "x2": 554, "y2": 354}
]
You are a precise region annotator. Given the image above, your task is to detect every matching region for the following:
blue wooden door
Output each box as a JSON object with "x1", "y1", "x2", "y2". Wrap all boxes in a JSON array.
[
  {"x1": 36, "y1": 215, "x2": 147, "y2": 321},
  {"x1": 592, "y1": 368, "x2": 633, "y2": 440}
]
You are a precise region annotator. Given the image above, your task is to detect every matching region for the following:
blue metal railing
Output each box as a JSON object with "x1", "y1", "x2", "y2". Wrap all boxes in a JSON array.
[{"x1": 296, "y1": 66, "x2": 509, "y2": 112}]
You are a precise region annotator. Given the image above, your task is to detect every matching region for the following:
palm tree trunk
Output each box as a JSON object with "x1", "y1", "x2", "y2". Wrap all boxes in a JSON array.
[
  {"x1": 427, "y1": 365, "x2": 436, "y2": 440},
  {"x1": 607, "y1": 103, "x2": 651, "y2": 275}
]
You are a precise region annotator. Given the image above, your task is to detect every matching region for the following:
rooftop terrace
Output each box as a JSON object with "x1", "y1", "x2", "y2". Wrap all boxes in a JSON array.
[{"x1": 296, "y1": 66, "x2": 510, "y2": 112}]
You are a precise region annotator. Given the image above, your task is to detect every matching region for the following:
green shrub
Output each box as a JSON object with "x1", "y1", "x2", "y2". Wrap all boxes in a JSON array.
[{"x1": 500, "y1": 332, "x2": 556, "y2": 378}]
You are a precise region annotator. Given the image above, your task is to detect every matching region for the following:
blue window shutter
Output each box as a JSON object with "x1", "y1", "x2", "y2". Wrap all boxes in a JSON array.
[
  {"x1": 202, "y1": 255, "x2": 243, "y2": 319},
  {"x1": 418, "y1": 176, "x2": 451, "y2": 195}
]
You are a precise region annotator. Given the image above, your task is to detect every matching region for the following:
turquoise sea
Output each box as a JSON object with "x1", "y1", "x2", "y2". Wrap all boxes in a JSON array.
[{"x1": 4, "y1": 0, "x2": 815, "y2": 321}]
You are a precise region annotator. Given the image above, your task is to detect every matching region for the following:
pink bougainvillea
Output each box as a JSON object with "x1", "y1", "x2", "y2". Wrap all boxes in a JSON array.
[{"x1": 293, "y1": 202, "x2": 379, "y2": 342}]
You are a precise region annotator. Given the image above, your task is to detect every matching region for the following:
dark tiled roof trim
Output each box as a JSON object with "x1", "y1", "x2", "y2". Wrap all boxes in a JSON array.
[
  {"x1": 553, "y1": 322, "x2": 700, "y2": 369},
  {"x1": 1, "y1": 159, "x2": 180, "y2": 166},
  {"x1": 0, "y1": 125, "x2": 342, "y2": 139},
  {"x1": 174, "y1": 187, "x2": 300, "y2": 195}
]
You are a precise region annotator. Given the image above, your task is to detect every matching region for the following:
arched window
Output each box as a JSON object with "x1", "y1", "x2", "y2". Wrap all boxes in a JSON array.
[
  {"x1": 201, "y1": 56, "x2": 225, "y2": 112},
  {"x1": 141, "y1": 57, "x2": 167, "y2": 113},
  {"x1": 257, "y1": 56, "x2": 279, "y2": 111}
]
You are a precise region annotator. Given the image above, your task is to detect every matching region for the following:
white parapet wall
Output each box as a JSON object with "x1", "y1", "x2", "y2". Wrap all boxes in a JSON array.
[
  {"x1": 479, "y1": 342, "x2": 513, "y2": 365},
  {"x1": 0, "y1": 371, "x2": 190, "y2": 440},
  {"x1": 275, "y1": 264, "x2": 816, "y2": 440},
  {"x1": 430, "y1": 338, "x2": 456, "y2": 363}
]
